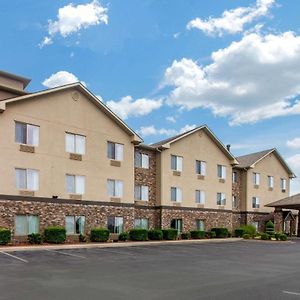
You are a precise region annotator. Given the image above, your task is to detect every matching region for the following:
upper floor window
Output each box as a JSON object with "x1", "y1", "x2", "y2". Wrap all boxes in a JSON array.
[
  {"x1": 217, "y1": 165, "x2": 226, "y2": 179},
  {"x1": 66, "y1": 174, "x2": 85, "y2": 195},
  {"x1": 171, "y1": 187, "x2": 182, "y2": 202},
  {"x1": 15, "y1": 215, "x2": 39, "y2": 236},
  {"x1": 232, "y1": 196, "x2": 237, "y2": 208},
  {"x1": 253, "y1": 172, "x2": 260, "y2": 186},
  {"x1": 171, "y1": 155, "x2": 183, "y2": 172},
  {"x1": 217, "y1": 192, "x2": 226, "y2": 205},
  {"x1": 65, "y1": 133, "x2": 85, "y2": 155},
  {"x1": 135, "y1": 152, "x2": 149, "y2": 169},
  {"x1": 135, "y1": 185, "x2": 149, "y2": 201},
  {"x1": 195, "y1": 190, "x2": 205, "y2": 204},
  {"x1": 15, "y1": 168, "x2": 39, "y2": 191},
  {"x1": 107, "y1": 142, "x2": 123, "y2": 161},
  {"x1": 107, "y1": 179, "x2": 123, "y2": 197},
  {"x1": 252, "y1": 197, "x2": 260, "y2": 209},
  {"x1": 268, "y1": 176, "x2": 274, "y2": 188},
  {"x1": 232, "y1": 172, "x2": 237, "y2": 183},
  {"x1": 15, "y1": 122, "x2": 39, "y2": 146},
  {"x1": 281, "y1": 178, "x2": 287, "y2": 192},
  {"x1": 107, "y1": 216, "x2": 123, "y2": 234},
  {"x1": 195, "y1": 160, "x2": 206, "y2": 176}
]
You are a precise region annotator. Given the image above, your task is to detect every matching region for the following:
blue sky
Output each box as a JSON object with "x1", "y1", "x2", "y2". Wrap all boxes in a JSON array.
[{"x1": 1, "y1": 0, "x2": 300, "y2": 193}]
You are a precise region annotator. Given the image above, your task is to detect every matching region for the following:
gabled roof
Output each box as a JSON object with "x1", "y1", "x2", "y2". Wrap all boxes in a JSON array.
[
  {"x1": 151, "y1": 125, "x2": 238, "y2": 164},
  {"x1": 0, "y1": 70, "x2": 31, "y2": 89},
  {"x1": 266, "y1": 193, "x2": 300, "y2": 209},
  {"x1": 0, "y1": 82, "x2": 143, "y2": 143},
  {"x1": 235, "y1": 148, "x2": 295, "y2": 178}
]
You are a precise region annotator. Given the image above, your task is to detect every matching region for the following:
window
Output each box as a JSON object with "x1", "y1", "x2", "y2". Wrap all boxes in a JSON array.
[
  {"x1": 65, "y1": 216, "x2": 85, "y2": 235},
  {"x1": 134, "y1": 185, "x2": 149, "y2": 201},
  {"x1": 171, "y1": 219, "x2": 182, "y2": 233},
  {"x1": 195, "y1": 190, "x2": 205, "y2": 204},
  {"x1": 232, "y1": 172, "x2": 237, "y2": 183},
  {"x1": 15, "y1": 168, "x2": 39, "y2": 191},
  {"x1": 195, "y1": 160, "x2": 206, "y2": 176},
  {"x1": 107, "y1": 142, "x2": 123, "y2": 161},
  {"x1": 232, "y1": 196, "x2": 238, "y2": 208},
  {"x1": 171, "y1": 187, "x2": 182, "y2": 202},
  {"x1": 196, "y1": 220, "x2": 205, "y2": 231},
  {"x1": 268, "y1": 176, "x2": 274, "y2": 188},
  {"x1": 281, "y1": 178, "x2": 287, "y2": 191},
  {"x1": 15, "y1": 215, "x2": 39, "y2": 236},
  {"x1": 135, "y1": 152, "x2": 149, "y2": 169},
  {"x1": 253, "y1": 173, "x2": 260, "y2": 185},
  {"x1": 217, "y1": 165, "x2": 226, "y2": 179},
  {"x1": 251, "y1": 221, "x2": 259, "y2": 231},
  {"x1": 107, "y1": 179, "x2": 123, "y2": 197},
  {"x1": 217, "y1": 192, "x2": 226, "y2": 205},
  {"x1": 134, "y1": 218, "x2": 149, "y2": 229},
  {"x1": 15, "y1": 122, "x2": 39, "y2": 146},
  {"x1": 66, "y1": 175, "x2": 85, "y2": 194},
  {"x1": 65, "y1": 133, "x2": 85, "y2": 155},
  {"x1": 252, "y1": 197, "x2": 260, "y2": 209},
  {"x1": 171, "y1": 155, "x2": 183, "y2": 172},
  {"x1": 108, "y1": 216, "x2": 123, "y2": 233}
]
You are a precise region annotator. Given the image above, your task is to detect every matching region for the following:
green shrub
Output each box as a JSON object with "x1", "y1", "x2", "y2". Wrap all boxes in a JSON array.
[
  {"x1": 162, "y1": 229, "x2": 178, "y2": 240},
  {"x1": 210, "y1": 231, "x2": 217, "y2": 238},
  {"x1": 242, "y1": 233, "x2": 251, "y2": 239},
  {"x1": 234, "y1": 228, "x2": 244, "y2": 237},
  {"x1": 266, "y1": 220, "x2": 275, "y2": 230},
  {"x1": 227, "y1": 231, "x2": 232, "y2": 238},
  {"x1": 44, "y1": 226, "x2": 66, "y2": 244},
  {"x1": 79, "y1": 234, "x2": 87, "y2": 243},
  {"x1": 181, "y1": 232, "x2": 190, "y2": 240},
  {"x1": 0, "y1": 228, "x2": 11, "y2": 245},
  {"x1": 28, "y1": 233, "x2": 42, "y2": 244},
  {"x1": 190, "y1": 230, "x2": 206, "y2": 239},
  {"x1": 118, "y1": 232, "x2": 129, "y2": 241},
  {"x1": 148, "y1": 229, "x2": 163, "y2": 240},
  {"x1": 279, "y1": 233, "x2": 287, "y2": 241},
  {"x1": 241, "y1": 225, "x2": 256, "y2": 236},
  {"x1": 211, "y1": 228, "x2": 229, "y2": 238},
  {"x1": 261, "y1": 233, "x2": 270, "y2": 240},
  {"x1": 129, "y1": 229, "x2": 148, "y2": 241},
  {"x1": 90, "y1": 228, "x2": 110, "y2": 242},
  {"x1": 275, "y1": 232, "x2": 281, "y2": 241}
]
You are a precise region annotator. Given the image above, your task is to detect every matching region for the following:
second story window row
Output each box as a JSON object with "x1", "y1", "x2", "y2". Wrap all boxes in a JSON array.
[
  {"x1": 195, "y1": 160, "x2": 206, "y2": 176},
  {"x1": 65, "y1": 133, "x2": 86, "y2": 155},
  {"x1": 171, "y1": 155, "x2": 183, "y2": 172},
  {"x1": 253, "y1": 172, "x2": 260, "y2": 186},
  {"x1": 16, "y1": 168, "x2": 39, "y2": 191},
  {"x1": 135, "y1": 152, "x2": 149, "y2": 169},
  {"x1": 107, "y1": 142, "x2": 123, "y2": 161},
  {"x1": 66, "y1": 174, "x2": 85, "y2": 195},
  {"x1": 15, "y1": 122, "x2": 39, "y2": 147},
  {"x1": 217, "y1": 165, "x2": 226, "y2": 180}
]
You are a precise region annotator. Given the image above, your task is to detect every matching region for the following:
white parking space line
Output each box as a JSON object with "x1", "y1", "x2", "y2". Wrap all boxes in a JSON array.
[
  {"x1": 0, "y1": 251, "x2": 28, "y2": 263},
  {"x1": 46, "y1": 249, "x2": 86, "y2": 259},
  {"x1": 283, "y1": 291, "x2": 300, "y2": 296}
]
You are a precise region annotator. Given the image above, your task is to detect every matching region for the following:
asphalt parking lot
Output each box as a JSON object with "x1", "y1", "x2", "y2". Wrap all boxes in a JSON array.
[{"x1": 0, "y1": 240, "x2": 300, "y2": 300}]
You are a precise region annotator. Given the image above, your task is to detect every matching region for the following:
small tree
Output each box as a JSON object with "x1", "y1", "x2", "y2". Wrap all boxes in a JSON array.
[{"x1": 265, "y1": 220, "x2": 275, "y2": 238}]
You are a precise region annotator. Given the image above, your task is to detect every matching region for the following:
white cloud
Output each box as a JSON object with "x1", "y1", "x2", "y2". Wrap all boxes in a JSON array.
[
  {"x1": 162, "y1": 32, "x2": 300, "y2": 126},
  {"x1": 287, "y1": 138, "x2": 300, "y2": 149},
  {"x1": 286, "y1": 154, "x2": 300, "y2": 195},
  {"x1": 42, "y1": 71, "x2": 86, "y2": 88},
  {"x1": 138, "y1": 124, "x2": 196, "y2": 137},
  {"x1": 106, "y1": 96, "x2": 163, "y2": 119},
  {"x1": 40, "y1": 0, "x2": 108, "y2": 47},
  {"x1": 187, "y1": 0, "x2": 274, "y2": 36},
  {"x1": 166, "y1": 116, "x2": 176, "y2": 123}
]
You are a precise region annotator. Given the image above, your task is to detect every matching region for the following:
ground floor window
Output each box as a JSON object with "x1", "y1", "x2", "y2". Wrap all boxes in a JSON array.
[
  {"x1": 251, "y1": 221, "x2": 259, "y2": 231},
  {"x1": 196, "y1": 219, "x2": 205, "y2": 231},
  {"x1": 134, "y1": 218, "x2": 149, "y2": 229},
  {"x1": 171, "y1": 219, "x2": 182, "y2": 233},
  {"x1": 15, "y1": 215, "x2": 39, "y2": 236},
  {"x1": 65, "y1": 216, "x2": 85, "y2": 235},
  {"x1": 108, "y1": 216, "x2": 123, "y2": 234}
]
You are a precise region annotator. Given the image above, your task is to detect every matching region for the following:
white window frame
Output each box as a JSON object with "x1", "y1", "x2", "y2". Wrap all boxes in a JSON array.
[
  {"x1": 15, "y1": 121, "x2": 39, "y2": 147},
  {"x1": 217, "y1": 165, "x2": 226, "y2": 179},
  {"x1": 171, "y1": 155, "x2": 183, "y2": 172},
  {"x1": 135, "y1": 152, "x2": 149, "y2": 169},
  {"x1": 65, "y1": 216, "x2": 85, "y2": 235},
  {"x1": 171, "y1": 187, "x2": 182, "y2": 202},
  {"x1": 107, "y1": 216, "x2": 123, "y2": 234},
  {"x1": 252, "y1": 197, "x2": 260, "y2": 209},
  {"x1": 134, "y1": 218, "x2": 149, "y2": 229},
  {"x1": 281, "y1": 178, "x2": 287, "y2": 191},
  {"x1": 253, "y1": 172, "x2": 260, "y2": 185},
  {"x1": 217, "y1": 192, "x2": 226, "y2": 205},
  {"x1": 195, "y1": 160, "x2": 206, "y2": 176},
  {"x1": 232, "y1": 172, "x2": 237, "y2": 183},
  {"x1": 134, "y1": 185, "x2": 149, "y2": 201},
  {"x1": 195, "y1": 190, "x2": 205, "y2": 204},
  {"x1": 232, "y1": 195, "x2": 238, "y2": 208},
  {"x1": 15, "y1": 215, "x2": 39, "y2": 236},
  {"x1": 15, "y1": 168, "x2": 39, "y2": 191},
  {"x1": 196, "y1": 219, "x2": 205, "y2": 231},
  {"x1": 107, "y1": 142, "x2": 124, "y2": 161},
  {"x1": 268, "y1": 176, "x2": 274, "y2": 188},
  {"x1": 107, "y1": 179, "x2": 123, "y2": 197},
  {"x1": 66, "y1": 174, "x2": 85, "y2": 195},
  {"x1": 65, "y1": 132, "x2": 86, "y2": 155}
]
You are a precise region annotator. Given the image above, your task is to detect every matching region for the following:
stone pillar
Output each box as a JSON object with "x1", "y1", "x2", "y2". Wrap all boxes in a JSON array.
[
  {"x1": 298, "y1": 211, "x2": 300, "y2": 237},
  {"x1": 274, "y1": 208, "x2": 284, "y2": 232}
]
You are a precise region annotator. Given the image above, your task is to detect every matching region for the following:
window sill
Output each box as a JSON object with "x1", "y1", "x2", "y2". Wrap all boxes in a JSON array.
[
  {"x1": 110, "y1": 160, "x2": 121, "y2": 167},
  {"x1": 282, "y1": 189, "x2": 286, "y2": 193},
  {"x1": 172, "y1": 202, "x2": 181, "y2": 207},
  {"x1": 110, "y1": 197, "x2": 121, "y2": 203},
  {"x1": 172, "y1": 170, "x2": 181, "y2": 176},
  {"x1": 197, "y1": 175, "x2": 205, "y2": 180},
  {"x1": 69, "y1": 153, "x2": 82, "y2": 161},
  {"x1": 254, "y1": 185, "x2": 259, "y2": 189},
  {"x1": 219, "y1": 178, "x2": 225, "y2": 183},
  {"x1": 134, "y1": 200, "x2": 148, "y2": 205},
  {"x1": 69, "y1": 194, "x2": 82, "y2": 200},
  {"x1": 19, "y1": 144, "x2": 35, "y2": 153},
  {"x1": 268, "y1": 187, "x2": 274, "y2": 191},
  {"x1": 19, "y1": 190, "x2": 35, "y2": 197},
  {"x1": 197, "y1": 204, "x2": 205, "y2": 208},
  {"x1": 218, "y1": 205, "x2": 225, "y2": 209},
  {"x1": 253, "y1": 208, "x2": 260, "y2": 212}
]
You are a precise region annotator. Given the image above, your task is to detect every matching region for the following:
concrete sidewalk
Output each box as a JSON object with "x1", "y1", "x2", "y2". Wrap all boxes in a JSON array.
[{"x1": 0, "y1": 237, "x2": 243, "y2": 252}]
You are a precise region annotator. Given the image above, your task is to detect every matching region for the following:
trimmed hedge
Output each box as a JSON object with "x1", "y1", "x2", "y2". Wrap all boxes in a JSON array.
[
  {"x1": 280, "y1": 233, "x2": 287, "y2": 241},
  {"x1": 44, "y1": 226, "x2": 66, "y2": 244},
  {"x1": 211, "y1": 227, "x2": 229, "y2": 238},
  {"x1": 148, "y1": 229, "x2": 163, "y2": 241},
  {"x1": 0, "y1": 228, "x2": 11, "y2": 245},
  {"x1": 243, "y1": 233, "x2": 251, "y2": 239},
  {"x1": 190, "y1": 230, "x2": 206, "y2": 239},
  {"x1": 181, "y1": 232, "x2": 190, "y2": 240},
  {"x1": 90, "y1": 228, "x2": 110, "y2": 242},
  {"x1": 210, "y1": 231, "x2": 217, "y2": 238},
  {"x1": 162, "y1": 229, "x2": 178, "y2": 240},
  {"x1": 28, "y1": 233, "x2": 42, "y2": 244},
  {"x1": 261, "y1": 233, "x2": 270, "y2": 240},
  {"x1": 118, "y1": 232, "x2": 129, "y2": 241},
  {"x1": 129, "y1": 229, "x2": 148, "y2": 241}
]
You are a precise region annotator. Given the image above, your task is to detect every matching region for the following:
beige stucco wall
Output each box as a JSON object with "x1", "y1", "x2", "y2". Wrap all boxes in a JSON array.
[
  {"x1": 245, "y1": 152, "x2": 290, "y2": 212},
  {"x1": 157, "y1": 129, "x2": 233, "y2": 209},
  {"x1": 0, "y1": 88, "x2": 135, "y2": 203}
]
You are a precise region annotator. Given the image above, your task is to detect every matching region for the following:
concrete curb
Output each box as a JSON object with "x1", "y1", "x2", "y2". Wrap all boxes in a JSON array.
[{"x1": 0, "y1": 238, "x2": 243, "y2": 252}]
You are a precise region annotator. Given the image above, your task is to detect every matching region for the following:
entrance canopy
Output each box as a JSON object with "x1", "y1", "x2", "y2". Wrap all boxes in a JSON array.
[{"x1": 266, "y1": 193, "x2": 300, "y2": 210}]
